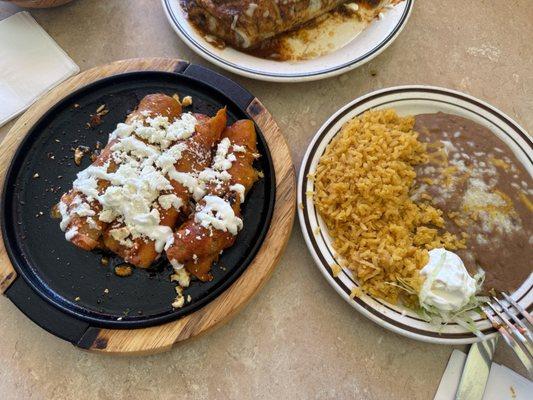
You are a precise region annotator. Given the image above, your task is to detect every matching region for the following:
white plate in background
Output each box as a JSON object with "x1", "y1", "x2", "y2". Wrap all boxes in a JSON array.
[{"x1": 162, "y1": 0, "x2": 414, "y2": 82}]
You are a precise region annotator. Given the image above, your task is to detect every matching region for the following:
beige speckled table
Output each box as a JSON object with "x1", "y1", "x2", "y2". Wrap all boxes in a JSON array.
[{"x1": 0, "y1": 1, "x2": 531, "y2": 399}]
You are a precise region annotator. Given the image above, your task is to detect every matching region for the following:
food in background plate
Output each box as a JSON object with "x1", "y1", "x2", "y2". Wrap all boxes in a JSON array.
[
  {"x1": 312, "y1": 109, "x2": 532, "y2": 332},
  {"x1": 56, "y1": 93, "x2": 260, "y2": 308},
  {"x1": 183, "y1": 0, "x2": 399, "y2": 60}
]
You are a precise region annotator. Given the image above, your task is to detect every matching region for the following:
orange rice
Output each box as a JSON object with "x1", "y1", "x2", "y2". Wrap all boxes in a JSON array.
[{"x1": 313, "y1": 109, "x2": 464, "y2": 303}]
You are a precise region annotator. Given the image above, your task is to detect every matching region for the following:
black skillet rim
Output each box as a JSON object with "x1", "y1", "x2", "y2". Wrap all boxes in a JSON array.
[{"x1": 1, "y1": 69, "x2": 276, "y2": 331}]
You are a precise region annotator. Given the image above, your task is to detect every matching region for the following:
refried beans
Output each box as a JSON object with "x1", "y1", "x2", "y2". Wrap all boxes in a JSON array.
[{"x1": 413, "y1": 112, "x2": 532, "y2": 294}]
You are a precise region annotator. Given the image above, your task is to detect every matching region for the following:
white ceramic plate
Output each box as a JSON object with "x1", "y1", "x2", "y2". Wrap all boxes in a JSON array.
[
  {"x1": 162, "y1": 0, "x2": 414, "y2": 82},
  {"x1": 298, "y1": 86, "x2": 533, "y2": 344}
]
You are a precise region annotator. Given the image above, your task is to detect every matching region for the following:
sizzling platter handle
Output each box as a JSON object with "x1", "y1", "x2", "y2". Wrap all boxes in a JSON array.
[
  {"x1": 183, "y1": 64, "x2": 255, "y2": 110},
  {"x1": 5, "y1": 278, "x2": 91, "y2": 343}
]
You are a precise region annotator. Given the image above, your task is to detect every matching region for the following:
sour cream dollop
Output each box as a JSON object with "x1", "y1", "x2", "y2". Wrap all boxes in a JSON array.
[{"x1": 419, "y1": 248, "x2": 477, "y2": 312}]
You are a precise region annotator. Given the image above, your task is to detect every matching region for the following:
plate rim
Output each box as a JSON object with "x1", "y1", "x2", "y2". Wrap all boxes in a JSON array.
[
  {"x1": 297, "y1": 84, "x2": 532, "y2": 344},
  {"x1": 161, "y1": 0, "x2": 415, "y2": 82}
]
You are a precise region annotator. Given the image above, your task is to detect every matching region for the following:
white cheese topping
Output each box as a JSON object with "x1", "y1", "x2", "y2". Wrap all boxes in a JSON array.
[
  {"x1": 168, "y1": 170, "x2": 206, "y2": 201},
  {"x1": 65, "y1": 112, "x2": 199, "y2": 253},
  {"x1": 86, "y1": 217, "x2": 98, "y2": 229},
  {"x1": 158, "y1": 194, "x2": 183, "y2": 211},
  {"x1": 62, "y1": 110, "x2": 255, "y2": 257},
  {"x1": 156, "y1": 143, "x2": 188, "y2": 174},
  {"x1": 229, "y1": 183, "x2": 245, "y2": 203},
  {"x1": 193, "y1": 138, "x2": 242, "y2": 198},
  {"x1": 58, "y1": 200, "x2": 71, "y2": 231},
  {"x1": 111, "y1": 136, "x2": 159, "y2": 160},
  {"x1": 168, "y1": 137, "x2": 241, "y2": 202},
  {"x1": 71, "y1": 200, "x2": 96, "y2": 218},
  {"x1": 65, "y1": 226, "x2": 78, "y2": 241},
  {"x1": 109, "y1": 113, "x2": 196, "y2": 149},
  {"x1": 212, "y1": 138, "x2": 234, "y2": 171},
  {"x1": 419, "y1": 248, "x2": 477, "y2": 312},
  {"x1": 109, "y1": 226, "x2": 134, "y2": 248},
  {"x1": 195, "y1": 195, "x2": 243, "y2": 235}
]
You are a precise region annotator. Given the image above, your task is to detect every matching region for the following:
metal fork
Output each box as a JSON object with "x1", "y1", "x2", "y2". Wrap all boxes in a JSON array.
[{"x1": 481, "y1": 292, "x2": 533, "y2": 379}]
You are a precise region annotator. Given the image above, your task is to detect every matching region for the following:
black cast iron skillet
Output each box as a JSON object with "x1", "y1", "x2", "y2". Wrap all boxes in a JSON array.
[{"x1": 1, "y1": 64, "x2": 275, "y2": 346}]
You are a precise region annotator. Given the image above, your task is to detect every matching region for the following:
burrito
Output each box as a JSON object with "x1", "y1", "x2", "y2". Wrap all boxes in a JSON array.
[{"x1": 184, "y1": 0, "x2": 355, "y2": 49}]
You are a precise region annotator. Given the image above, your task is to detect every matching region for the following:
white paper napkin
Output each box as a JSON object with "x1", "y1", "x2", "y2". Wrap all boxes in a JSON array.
[
  {"x1": 0, "y1": 11, "x2": 79, "y2": 127},
  {"x1": 434, "y1": 349, "x2": 532, "y2": 400}
]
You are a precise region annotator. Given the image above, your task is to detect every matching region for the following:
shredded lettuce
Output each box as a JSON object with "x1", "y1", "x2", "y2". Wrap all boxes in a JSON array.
[{"x1": 389, "y1": 270, "x2": 488, "y2": 338}]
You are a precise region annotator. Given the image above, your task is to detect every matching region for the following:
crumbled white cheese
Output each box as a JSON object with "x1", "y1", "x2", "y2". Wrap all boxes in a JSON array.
[
  {"x1": 195, "y1": 195, "x2": 243, "y2": 235},
  {"x1": 212, "y1": 138, "x2": 234, "y2": 171},
  {"x1": 71, "y1": 201, "x2": 96, "y2": 218},
  {"x1": 192, "y1": 138, "x2": 240, "y2": 199},
  {"x1": 109, "y1": 123, "x2": 134, "y2": 140},
  {"x1": 166, "y1": 137, "x2": 239, "y2": 201},
  {"x1": 158, "y1": 194, "x2": 183, "y2": 211},
  {"x1": 86, "y1": 217, "x2": 98, "y2": 229},
  {"x1": 66, "y1": 112, "x2": 199, "y2": 253},
  {"x1": 168, "y1": 170, "x2": 206, "y2": 201},
  {"x1": 109, "y1": 113, "x2": 196, "y2": 149},
  {"x1": 156, "y1": 143, "x2": 188, "y2": 174},
  {"x1": 98, "y1": 209, "x2": 115, "y2": 223},
  {"x1": 111, "y1": 136, "x2": 159, "y2": 160},
  {"x1": 164, "y1": 234, "x2": 175, "y2": 251},
  {"x1": 110, "y1": 226, "x2": 134, "y2": 248},
  {"x1": 164, "y1": 113, "x2": 197, "y2": 142}
]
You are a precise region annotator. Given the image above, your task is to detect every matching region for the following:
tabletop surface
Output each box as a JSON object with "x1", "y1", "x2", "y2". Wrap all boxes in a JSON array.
[{"x1": 0, "y1": 1, "x2": 531, "y2": 399}]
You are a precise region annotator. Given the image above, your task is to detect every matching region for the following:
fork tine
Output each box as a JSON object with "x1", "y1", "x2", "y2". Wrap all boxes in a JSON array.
[
  {"x1": 493, "y1": 296, "x2": 533, "y2": 343},
  {"x1": 486, "y1": 302, "x2": 528, "y2": 343},
  {"x1": 482, "y1": 305, "x2": 533, "y2": 378},
  {"x1": 490, "y1": 298, "x2": 533, "y2": 358},
  {"x1": 502, "y1": 292, "x2": 533, "y2": 327}
]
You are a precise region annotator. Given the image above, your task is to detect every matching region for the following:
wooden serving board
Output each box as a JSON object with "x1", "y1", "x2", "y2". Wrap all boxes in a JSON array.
[{"x1": 0, "y1": 58, "x2": 296, "y2": 354}]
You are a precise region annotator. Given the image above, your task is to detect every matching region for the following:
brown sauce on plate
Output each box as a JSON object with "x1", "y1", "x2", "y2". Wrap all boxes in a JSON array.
[
  {"x1": 185, "y1": 0, "x2": 385, "y2": 61},
  {"x1": 413, "y1": 113, "x2": 532, "y2": 293},
  {"x1": 244, "y1": 0, "x2": 382, "y2": 61}
]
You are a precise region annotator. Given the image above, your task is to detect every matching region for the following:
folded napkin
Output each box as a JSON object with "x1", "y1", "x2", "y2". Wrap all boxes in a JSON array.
[
  {"x1": 434, "y1": 349, "x2": 532, "y2": 400},
  {"x1": 0, "y1": 11, "x2": 79, "y2": 127}
]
